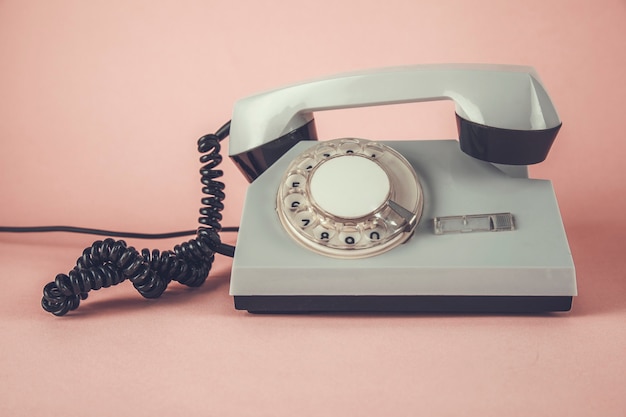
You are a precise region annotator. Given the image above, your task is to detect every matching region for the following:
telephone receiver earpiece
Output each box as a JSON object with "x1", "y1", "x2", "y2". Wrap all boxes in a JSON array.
[{"x1": 228, "y1": 64, "x2": 562, "y2": 182}]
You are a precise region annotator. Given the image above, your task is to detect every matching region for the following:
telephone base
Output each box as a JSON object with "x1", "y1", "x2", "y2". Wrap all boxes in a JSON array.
[
  {"x1": 230, "y1": 140, "x2": 577, "y2": 314},
  {"x1": 234, "y1": 295, "x2": 573, "y2": 314}
]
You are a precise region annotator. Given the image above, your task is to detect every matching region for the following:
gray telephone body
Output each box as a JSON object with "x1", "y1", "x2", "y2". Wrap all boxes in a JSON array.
[{"x1": 227, "y1": 64, "x2": 576, "y2": 313}]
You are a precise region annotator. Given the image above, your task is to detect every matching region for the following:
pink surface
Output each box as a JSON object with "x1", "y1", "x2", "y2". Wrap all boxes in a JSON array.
[{"x1": 1, "y1": 1, "x2": 625, "y2": 416}]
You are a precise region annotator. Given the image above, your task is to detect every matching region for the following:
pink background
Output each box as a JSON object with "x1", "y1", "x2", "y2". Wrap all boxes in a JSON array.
[{"x1": 1, "y1": 1, "x2": 625, "y2": 416}]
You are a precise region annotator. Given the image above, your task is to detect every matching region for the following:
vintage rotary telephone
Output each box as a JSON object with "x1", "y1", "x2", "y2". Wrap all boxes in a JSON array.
[
  {"x1": 3, "y1": 64, "x2": 576, "y2": 316},
  {"x1": 228, "y1": 64, "x2": 576, "y2": 313}
]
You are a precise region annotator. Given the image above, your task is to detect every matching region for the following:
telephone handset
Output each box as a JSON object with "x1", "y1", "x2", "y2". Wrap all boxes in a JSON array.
[
  {"x1": 229, "y1": 64, "x2": 562, "y2": 182},
  {"x1": 228, "y1": 64, "x2": 576, "y2": 313}
]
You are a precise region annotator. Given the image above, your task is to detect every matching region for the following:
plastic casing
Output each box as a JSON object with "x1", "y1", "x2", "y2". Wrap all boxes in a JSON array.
[{"x1": 229, "y1": 140, "x2": 576, "y2": 303}]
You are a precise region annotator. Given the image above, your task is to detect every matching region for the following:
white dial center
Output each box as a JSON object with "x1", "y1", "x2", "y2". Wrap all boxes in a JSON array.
[{"x1": 309, "y1": 155, "x2": 390, "y2": 219}]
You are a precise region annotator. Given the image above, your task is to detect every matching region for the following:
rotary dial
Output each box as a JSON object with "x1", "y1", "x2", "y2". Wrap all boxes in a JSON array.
[{"x1": 276, "y1": 138, "x2": 424, "y2": 259}]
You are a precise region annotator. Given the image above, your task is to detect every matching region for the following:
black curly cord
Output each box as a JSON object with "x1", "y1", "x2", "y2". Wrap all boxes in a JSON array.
[{"x1": 41, "y1": 121, "x2": 234, "y2": 316}]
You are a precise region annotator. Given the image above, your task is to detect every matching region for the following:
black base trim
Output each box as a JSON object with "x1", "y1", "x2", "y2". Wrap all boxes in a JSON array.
[{"x1": 234, "y1": 295, "x2": 572, "y2": 314}]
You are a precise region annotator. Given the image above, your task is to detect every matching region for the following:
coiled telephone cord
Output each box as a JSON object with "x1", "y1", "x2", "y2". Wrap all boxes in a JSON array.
[{"x1": 40, "y1": 121, "x2": 234, "y2": 316}]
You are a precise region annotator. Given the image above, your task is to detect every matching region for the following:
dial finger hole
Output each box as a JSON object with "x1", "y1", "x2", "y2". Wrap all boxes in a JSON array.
[
  {"x1": 295, "y1": 211, "x2": 316, "y2": 229},
  {"x1": 338, "y1": 229, "x2": 361, "y2": 246},
  {"x1": 297, "y1": 158, "x2": 316, "y2": 172},
  {"x1": 363, "y1": 144, "x2": 385, "y2": 159},
  {"x1": 364, "y1": 223, "x2": 387, "y2": 241},
  {"x1": 338, "y1": 141, "x2": 361, "y2": 155},
  {"x1": 284, "y1": 193, "x2": 306, "y2": 211},
  {"x1": 313, "y1": 225, "x2": 336, "y2": 242},
  {"x1": 315, "y1": 145, "x2": 337, "y2": 159},
  {"x1": 286, "y1": 174, "x2": 306, "y2": 189}
]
